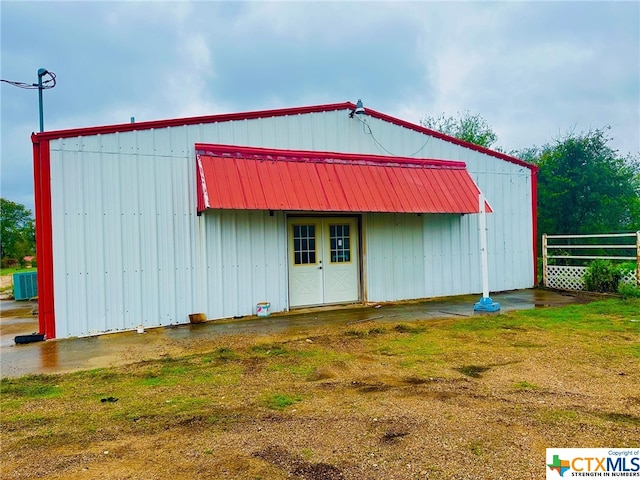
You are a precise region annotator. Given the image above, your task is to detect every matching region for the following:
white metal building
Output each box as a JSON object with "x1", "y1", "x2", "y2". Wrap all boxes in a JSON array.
[{"x1": 32, "y1": 102, "x2": 538, "y2": 339}]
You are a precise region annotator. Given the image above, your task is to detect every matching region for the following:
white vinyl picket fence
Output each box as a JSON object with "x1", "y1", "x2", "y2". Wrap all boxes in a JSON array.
[{"x1": 542, "y1": 232, "x2": 640, "y2": 291}]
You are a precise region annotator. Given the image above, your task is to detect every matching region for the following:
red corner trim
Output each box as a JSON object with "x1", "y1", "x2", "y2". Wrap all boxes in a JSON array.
[
  {"x1": 531, "y1": 168, "x2": 539, "y2": 285},
  {"x1": 32, "y1": 135, "x2": 56, "y2": 339}
]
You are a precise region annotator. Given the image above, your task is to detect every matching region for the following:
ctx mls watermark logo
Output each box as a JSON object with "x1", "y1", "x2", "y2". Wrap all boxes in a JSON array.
[
  {"x1": 547, "y1": 448, "x2": 640, "y2": 479},
  {"x1": 547, "y1": 455, "x2": 571, "y2": 477}
]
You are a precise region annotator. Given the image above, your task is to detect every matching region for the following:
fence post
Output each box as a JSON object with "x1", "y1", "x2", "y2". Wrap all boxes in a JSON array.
[
  {"x1": 636, "y1": 231, "x2": 640, "y2": 286},
  {"x1": 542, "y1": 233, "x2": 548, "y2": 287}
]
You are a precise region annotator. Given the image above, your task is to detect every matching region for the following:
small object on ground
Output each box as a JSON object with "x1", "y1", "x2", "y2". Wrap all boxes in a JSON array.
[
  {"x1": 100, "y1": 397, "x2": 118, "y2": 403},
  {"x1": 189, "y1": 313, "x2": 207, "y2": 324},
  {"x1": 14, "y1": 333, "x2": 45, "y2": 344},
  {"x1": 256, "y1": 301, "x2": 271, "y2": 317}
]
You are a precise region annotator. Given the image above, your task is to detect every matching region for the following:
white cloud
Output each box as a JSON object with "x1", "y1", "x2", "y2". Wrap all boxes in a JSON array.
[{"x1": 1, "y1": 0, "x2": 638, "y2": 211}]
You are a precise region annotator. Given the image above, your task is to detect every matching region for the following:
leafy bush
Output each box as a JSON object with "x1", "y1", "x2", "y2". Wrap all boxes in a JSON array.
[
  {"x1": 618, "y1": 261, "x2": 637, "y2": 271},
  {"x1": 618, "y1": 282, "x2": 640, "y2": 299},
  {"x1": 1, "y1": 257, "x2": 19, "y2": 269},
  {"x1": 583, "y1": 260, "x2": 622, "y2": 293}
]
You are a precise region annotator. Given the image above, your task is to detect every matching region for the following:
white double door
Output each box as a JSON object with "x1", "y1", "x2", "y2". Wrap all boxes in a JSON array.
[{"x1": 288, "y1": 217, "x2": 360, "y2": 308}]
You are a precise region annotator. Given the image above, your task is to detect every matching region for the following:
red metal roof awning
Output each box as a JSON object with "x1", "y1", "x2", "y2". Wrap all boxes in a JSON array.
[{"x1": 196, "y1": 144, "x2": 491, "y2": 214}]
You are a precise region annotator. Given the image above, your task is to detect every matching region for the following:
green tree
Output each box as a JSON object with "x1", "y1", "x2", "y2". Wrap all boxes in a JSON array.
[
  {"x1": 0, "y1": 198, "x2": 35, "y2": 264},
  {"x1": 527, "y1": 128, "x2": 640, "y2": 235},
  {"x1": 421, "y1": 111, "x2": 498, "y2": 148}
]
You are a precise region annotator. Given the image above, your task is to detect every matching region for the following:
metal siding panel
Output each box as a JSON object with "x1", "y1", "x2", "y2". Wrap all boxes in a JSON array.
[
  {"x1": 270, "y1": 116, "x2": 291, "y2": 147},
  {"x1": 422, "y1": 214, "x2": 483, "y2": 297},
  {"x1": 171, "y1": 153, "x2": 196, "y2": 324},
  {"x1": 115, "y1": 130, "x2": 138, "y2": 155},
  {"x1": 365, "y1": 213, "x2": 425, "y2": 302},
  {"x1": 169, "y1": 125, "x2": 191, "y2": 157},
  {"x1": 235, "y1": 212, "x2": 253, "y2": 312},
  {"x1": 77, "y1": 135, "x2": 102, "y2": 154},
  {"x1": 101, "y1": 147, "x2": 127, "y2": 333},
  {"x1": 203, "y1": 210, "x2": 287, "y2": 319},
  {"x1": 363, "y1": 214, "x2": 385, "y2": 300},
  {"x1": 155, "y1": 156, "x2": 179, "y2": 326},
  {"x1": 216, "y1": 121, "x2": 235, "y2": 145},
  {"x1": 48, "y1": 110, "x2": 534, "y2": 337},
  {"x1": 84, "y1": 152, "x2": 107, "y2": 334},
  {"x1": 246, "y1": 118, "x2": 265, "y2": 147},
  {"x1": 137, "y1": 152, "x2": 161, "y2": 327},
  {"x1": 51, "y1": 127, "x2": 206, "y2": 337},
  {"x1": 119, "y1": 145, "x2": 143, "y2": 331},
  {"x1": 49, "y1": 148, "x2": 68, "y2": 337},
  {"x1": 258, "y1": 117, "x2": 277, "y2": 147},
  {"x1": 151, "y1": 128, "x2": 172, "y2": 156},
  {"x1": 203, "y1": 212, "x2": 225, "y2": 319},
  {"x1": 221, "y1": 211, "x2": 240, "y2": 315}
]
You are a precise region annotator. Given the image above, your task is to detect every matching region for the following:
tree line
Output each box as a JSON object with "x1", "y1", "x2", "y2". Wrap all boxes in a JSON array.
[
  {"x1": 422, "y1": 112, "x2": 640, "y2": 236},
  {"x1": 0, "y1": 198, "x2": 35, "y2": 268}
]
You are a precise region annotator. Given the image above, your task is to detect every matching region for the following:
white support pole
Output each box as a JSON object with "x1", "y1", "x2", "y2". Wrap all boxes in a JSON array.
[
  {"x1": 636, "y1": 231, "x2": 640, "y2": 286},
  {"x1": 478, "y1": 193, "x2": 490, "y2": 299},
  {"x1": 474, "y1": 192, "x2": 500, "y2": 312},
  {"x1": 542, "y1": 234, "x2": 548, "y2": 287}
]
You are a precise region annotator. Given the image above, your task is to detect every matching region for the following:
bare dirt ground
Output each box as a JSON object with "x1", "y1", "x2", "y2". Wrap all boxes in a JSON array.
[
  {"x1": 0, "y1": 274, "x2": 12, "y2": 294},
  {"x1": 2, "y1": 300, "x2": 639, "y2": 480}
]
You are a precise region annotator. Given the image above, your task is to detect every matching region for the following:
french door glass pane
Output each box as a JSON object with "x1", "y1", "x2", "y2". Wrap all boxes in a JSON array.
[
  {"x1": 329, "y1": 224, "x2": 350, "y2": 263},
  {"x1": 293, "y1": 224, "x2": 316, "y2": 265}
]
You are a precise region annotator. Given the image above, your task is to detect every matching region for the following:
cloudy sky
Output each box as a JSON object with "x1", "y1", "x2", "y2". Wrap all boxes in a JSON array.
[{"x1": 2, "y1": 1, "x2": 639, "y2": 211}]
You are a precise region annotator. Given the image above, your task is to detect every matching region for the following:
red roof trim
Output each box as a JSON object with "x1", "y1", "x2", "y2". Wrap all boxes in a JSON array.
[
  {"x1": 194, "y1": 143, "x2": 468, "y2": 170},
  {"x1": 31, "y1": 101, "x2": 536, "y2": 171},
  {"x1": 31, "y1": 102, "x2": 354, "y2": 141},
  {"x1": 196, "y1": 145, "x2": 492, "y2": 214}
]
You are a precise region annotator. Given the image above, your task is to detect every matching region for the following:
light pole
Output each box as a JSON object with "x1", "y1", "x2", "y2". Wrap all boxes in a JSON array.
[
  {"x1": 0, "y1": 68, "x2": 56, "y2": 132},
  {"x1": 37, "y1": 68, "x2": 48, "y2": 133}
]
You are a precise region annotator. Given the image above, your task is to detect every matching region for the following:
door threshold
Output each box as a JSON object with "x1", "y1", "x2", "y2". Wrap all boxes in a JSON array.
[{"x1": 288, "y1": 301, "x2": 364, "y2": 314}]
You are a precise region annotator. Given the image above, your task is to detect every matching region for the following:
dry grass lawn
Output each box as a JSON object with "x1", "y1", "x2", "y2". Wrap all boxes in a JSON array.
[{"x1": 2, "y1": 298, "x2": 639, "y2": 479}]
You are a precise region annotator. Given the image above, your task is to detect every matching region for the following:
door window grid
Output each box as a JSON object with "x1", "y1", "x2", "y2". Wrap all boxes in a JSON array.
[
  {"x1": 330, "y1": 224, "x2": 351, "y2": 263},
  {"x1": 293, "y1": 225, "x2": 316, "y2": 265}
]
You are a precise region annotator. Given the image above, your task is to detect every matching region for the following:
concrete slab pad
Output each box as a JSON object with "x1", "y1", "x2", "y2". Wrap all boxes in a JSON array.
[{"x1": 0, "y1": 289, "x2": 588, "y2": 378}]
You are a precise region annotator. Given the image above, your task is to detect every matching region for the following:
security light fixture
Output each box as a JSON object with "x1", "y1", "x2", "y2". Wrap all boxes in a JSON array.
[{"x1": 349, "y1": 99, "x2": 366, "y2": 118}]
